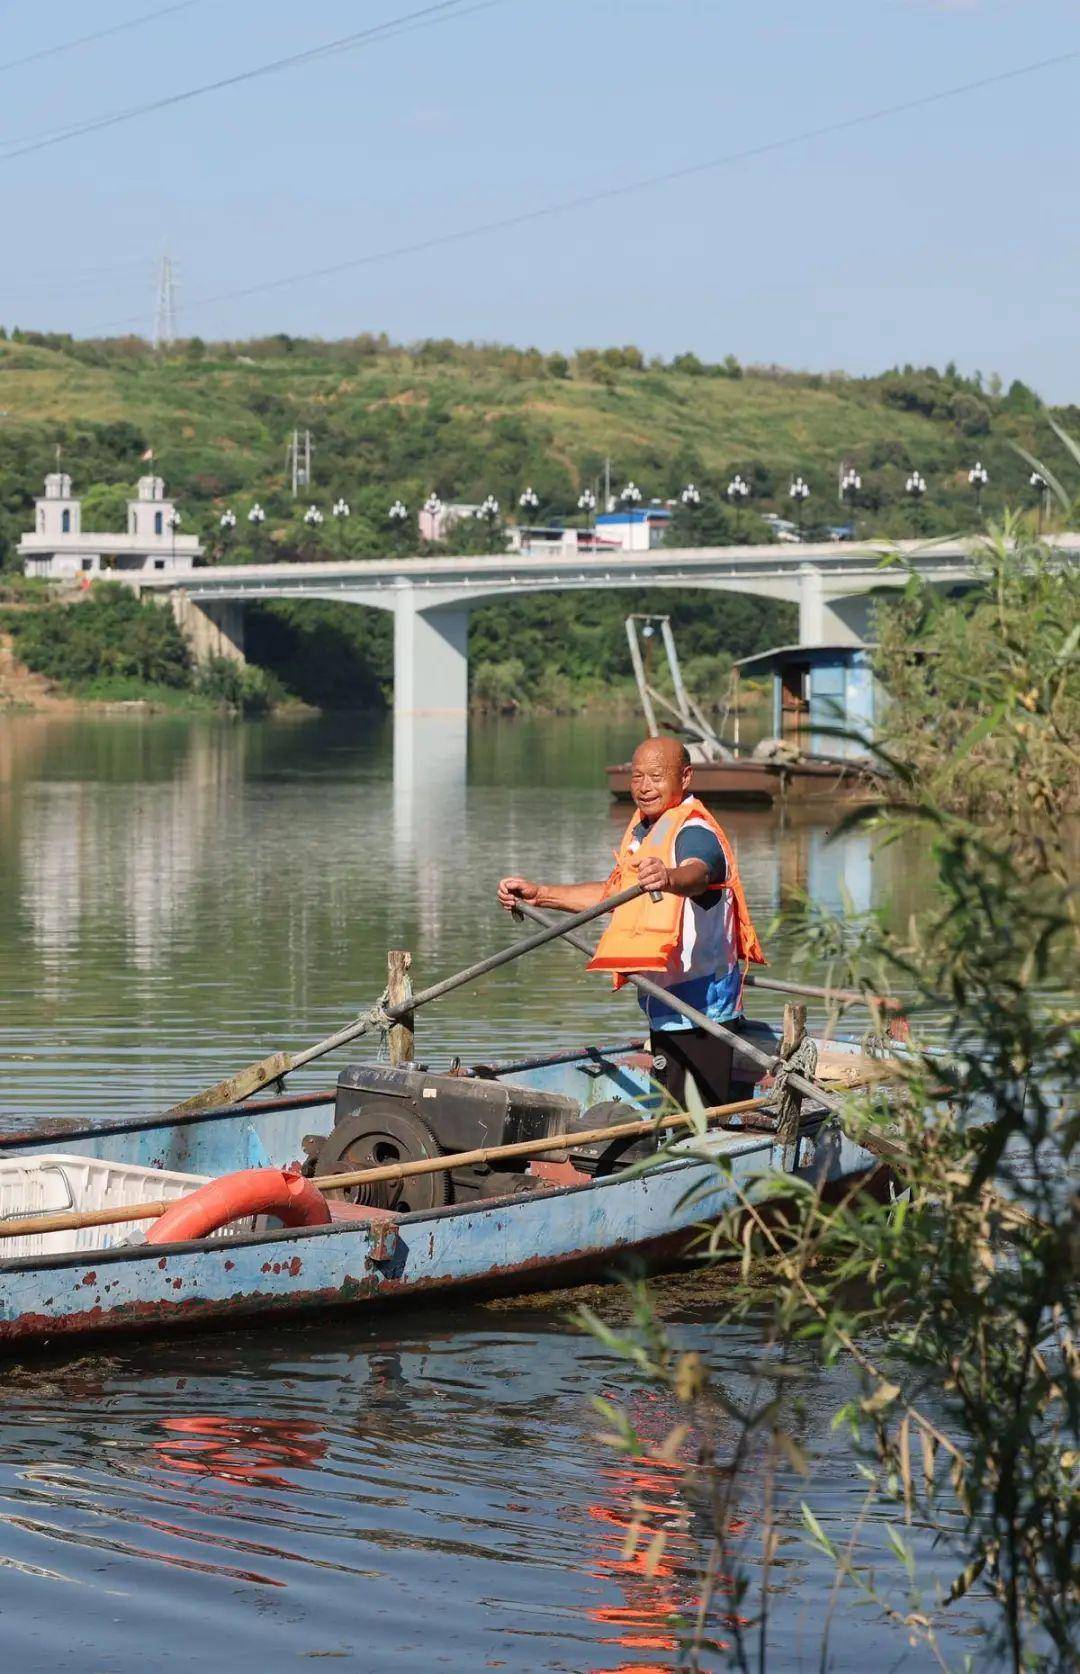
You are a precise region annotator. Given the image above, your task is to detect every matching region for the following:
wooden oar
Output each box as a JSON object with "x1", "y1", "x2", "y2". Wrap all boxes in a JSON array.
[
  {"x1": 743, "y1": 973, "x2": 905, "y2": 1014},
  {"x1": 0, "y1": 1089, "x2": 850, "y2": 1245},
  {"x1": 166, "y1": 883, "x2": 654, "y2": 1118}
]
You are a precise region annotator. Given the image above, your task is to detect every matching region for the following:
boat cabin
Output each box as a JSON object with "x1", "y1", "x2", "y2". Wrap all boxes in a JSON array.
[{"x1": 734, "y1": 643, "x2": 880, "y2": 761}]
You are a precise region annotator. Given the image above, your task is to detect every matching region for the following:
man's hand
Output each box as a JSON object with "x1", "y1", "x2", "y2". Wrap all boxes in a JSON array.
[
  {"x1": 498, "y1": 875, "x2": 541, "y2": 911},
  {"x1": 631, "y1": 853, "x2": 711, "y2": 897},
  {"x1": 632, "y1": 854, "x2": 671, "y2": 894}
]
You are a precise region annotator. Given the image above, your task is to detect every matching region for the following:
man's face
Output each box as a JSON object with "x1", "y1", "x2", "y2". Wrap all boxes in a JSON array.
[{"x1": 629, "y1": 741, "x2": 691, "y2": 820}]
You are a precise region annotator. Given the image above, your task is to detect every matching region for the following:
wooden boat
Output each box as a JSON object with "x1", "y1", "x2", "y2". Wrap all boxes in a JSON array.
[
  {"x1": 0, "y1": 1028, "x2": 885, "y2": 1351},
  {"x1": 605, "y1": 753, "x2": 883, "y2": 807},
  {"x1": 611, "y1": 619, "x2": 888, "y2": 807}
]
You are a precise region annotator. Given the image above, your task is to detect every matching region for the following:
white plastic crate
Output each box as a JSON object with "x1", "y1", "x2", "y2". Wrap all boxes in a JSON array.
[{"x1": 0, "y1": 1154, "x2": 212, "y2": 1260}]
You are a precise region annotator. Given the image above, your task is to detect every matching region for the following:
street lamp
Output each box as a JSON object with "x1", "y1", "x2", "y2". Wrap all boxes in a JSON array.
[
  {"x1": 302, "y1": 503, "x2": 324, "y2": 559},
  {"x1": 577, "y1": 486, "x2": 597, "y2": 538},
  {"x1": 218, "y1": 507, "x2": 236, "y2": 561},
  {"x1": 388, "y1": 498, "x2": 409, "y2": 550},
  {"x1": 680, "y1": 483, "x2": 701, "y2": 508},
  {"x1": 905, "y1": 471, "x2": 927, "y2": 532},
  {"x1": 620, "y1": 481, "x2": 642, "y2": 551},
  {"x1": 788, "y1": 475, "x2": 810, "y2": 537},
  {"x1": 840, "y1": 466, "x2": 861, "y2": 538},
  {"x1": 968, "y1": 460, "x2": 989, "y2": 521},
  {"x1": 167, "y1": 508, "x2": 181, "y2": 565},
  {"x1": 519, "y1": 486, "x2": 540, "y2": 520},
  {"x1": 332, "y1": 498, "x2": 350, "y2": 519},
  {"x1": 476, "y1": 492, "x2": 500, "y2": 550},
  {"x1": 726, "y1": 472, "x2": 750, "y2": 538},
  {"x1": 1029, "y1": 470, "x2": 1048, "y2": 534},
  {"x1": 248, "y1": 503, "x2": 266, "y2": 525}
]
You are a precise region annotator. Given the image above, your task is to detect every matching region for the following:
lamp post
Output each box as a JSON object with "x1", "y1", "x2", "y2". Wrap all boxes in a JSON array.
[
  {"x1": 840, "y1": 466, "x2": 861, "y2": 538},
  {"x1": 1029, "y1": 470, "x2": 1048, "y2": 534},
  {"x1": 518, "y1": 486, "x2": 540, "y2": 521},
  {"x1": 577, "y1": 486, "x2": 596, "y2": 543},
  {"x1": 218, "y1": 507, "x2": 236, "y2": 561},
  {"x1": 905, "y1": 470, "x2": 927, "y2": 534},
  {"x1": 680, "y1": 483, "x2": 701, "y2": 545},
  {"x1": 388, "y1": 498, "x2": 409, "y2": 552},
  {"x1": 247, "y1": 501, "x2": 266, "y2": 558},
  {"x1": 620, "y1": 480, "x2": 642, "y2": 551},
  {"x1": 968, "y1": 460, "x2": 988, "y2": 523},
  {"x1": 476, "y1": 492, "x2": 501, "y2": 552},
  {"x1": 167, "y1": 508, "x2": 181, "y2": 566},
  {"x1": 727, "y1": 472, "x2": 750, "y2": 538},
  {"x1": 788, "y1": 475, "x2": 810, "y2": 539},
  {"x1": 302, "y1": 503, "x2": 324, "y2": 560},
  {"x1": 331, "y1": 496, "x2": 350, "y2": 554}
]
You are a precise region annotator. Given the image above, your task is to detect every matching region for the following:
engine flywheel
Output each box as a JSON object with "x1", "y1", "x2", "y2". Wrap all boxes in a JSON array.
[{"x1": 313, "y1": 1102, "x2": 452, "y2": 1214}]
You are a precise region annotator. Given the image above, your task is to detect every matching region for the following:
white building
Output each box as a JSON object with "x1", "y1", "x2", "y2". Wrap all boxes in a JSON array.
[
  {"x1": 593, "y1": 507, "x2": 672, "y2": 552},
  {"x1": 19, "y1": 473, "x2": 202, "y2": 580}
]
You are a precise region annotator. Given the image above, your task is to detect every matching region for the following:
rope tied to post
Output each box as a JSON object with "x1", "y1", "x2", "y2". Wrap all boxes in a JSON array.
[{"x1": 358, "y1": 984, "x2": 394, "y2": 1054}]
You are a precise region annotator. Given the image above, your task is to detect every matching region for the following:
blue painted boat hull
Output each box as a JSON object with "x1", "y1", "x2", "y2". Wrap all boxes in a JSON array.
[{"x1": 0, "y1": 1042, "x2": 883, "y2": 1349}]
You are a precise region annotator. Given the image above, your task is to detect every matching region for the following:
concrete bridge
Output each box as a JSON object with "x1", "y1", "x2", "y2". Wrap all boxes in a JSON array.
[{"x1": 132, "y1": 534, "x2": 1067, "y2": 718}]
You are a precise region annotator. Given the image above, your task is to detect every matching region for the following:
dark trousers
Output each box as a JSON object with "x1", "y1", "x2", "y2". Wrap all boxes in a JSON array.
[{"x1": 649, "y1": 1026, "x2": 735, "y2": 1112}]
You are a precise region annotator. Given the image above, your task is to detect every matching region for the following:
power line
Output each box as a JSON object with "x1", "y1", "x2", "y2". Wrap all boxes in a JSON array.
[
  {"x1": 0, "y1": 2, "x2": 199, "y2": 77},
  {"x1": 89, "y1": 41, "x2": 1080, "y2": 333},
  {"x1": 0, "y1": 0, "x2": 507, "y2": 161}
]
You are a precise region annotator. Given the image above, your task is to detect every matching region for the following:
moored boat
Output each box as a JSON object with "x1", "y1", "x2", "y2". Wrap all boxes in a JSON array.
[{"x1": 0, "y1": 1029, "x2": 886, "y2": 1351}]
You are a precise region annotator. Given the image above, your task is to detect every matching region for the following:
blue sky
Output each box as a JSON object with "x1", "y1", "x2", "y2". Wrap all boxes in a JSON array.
[{"x1": 1, "y1": 0, "x2": 1077, "y2": 398}]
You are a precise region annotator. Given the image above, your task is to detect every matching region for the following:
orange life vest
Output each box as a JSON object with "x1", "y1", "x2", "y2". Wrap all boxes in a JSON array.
[{"x1": 586, "y1": 796, "x2": 766, "y2": 985}]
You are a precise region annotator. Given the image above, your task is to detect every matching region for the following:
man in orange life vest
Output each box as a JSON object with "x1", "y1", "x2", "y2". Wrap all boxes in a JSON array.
[{"x1": 497, "y1": 736, "x2": 766, "y2": 1110}]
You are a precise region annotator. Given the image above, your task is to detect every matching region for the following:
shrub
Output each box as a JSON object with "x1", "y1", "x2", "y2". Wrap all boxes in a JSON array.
[
  {"x1": 195, "y1": 657, "x2": 282, "y2": 715},
  {"x1": 10, "y1": 584, "x2": 191, "y2": 688},
  {"x1": 472, "y1": 657, "x2": 526, "y2": 712}
]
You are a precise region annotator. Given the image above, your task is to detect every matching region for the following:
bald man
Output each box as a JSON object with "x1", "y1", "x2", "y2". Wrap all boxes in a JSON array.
[{"x1": 498, "y1": 736, "x2": 764, "y2": 1112}]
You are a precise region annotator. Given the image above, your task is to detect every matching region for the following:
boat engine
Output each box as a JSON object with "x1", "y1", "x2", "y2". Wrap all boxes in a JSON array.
[{"x1": 302, "y1": 1064, "x2": 655, "y2": 1212}]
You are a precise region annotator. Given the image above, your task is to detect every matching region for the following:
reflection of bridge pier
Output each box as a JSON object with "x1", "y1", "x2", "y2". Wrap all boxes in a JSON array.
[{"x1": 133, "y1": 536, "x2": 1073, "y2": 729}]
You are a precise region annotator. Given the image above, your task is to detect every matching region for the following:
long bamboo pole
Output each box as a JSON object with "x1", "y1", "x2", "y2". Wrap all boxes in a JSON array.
[
  {"x1": 510, "y1": 900, "x2": 847, "y2": 1114},
  {"x1": 0, "y1": 1093, "x2": 771, "y2": 1243},
  {"x1": 167, "y1": 883, "x2": 652, "y2": 1117}
]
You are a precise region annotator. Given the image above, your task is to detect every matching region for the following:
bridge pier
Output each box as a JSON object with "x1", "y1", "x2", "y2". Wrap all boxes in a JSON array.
[
  {"x1": 171, "y1": 592, "x2": 247, "y2": 667},
  {"x1": 392, "y1": 584, "x2": 470, "y2": 715},
  {"x1": 797, "y1": 566, "x2": 875, "y2": 646}
]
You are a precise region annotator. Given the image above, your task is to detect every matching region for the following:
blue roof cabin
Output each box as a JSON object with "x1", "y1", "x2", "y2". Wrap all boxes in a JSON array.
[{"x1": 734, "y1": 643, "x2": 880, "y2": 761}]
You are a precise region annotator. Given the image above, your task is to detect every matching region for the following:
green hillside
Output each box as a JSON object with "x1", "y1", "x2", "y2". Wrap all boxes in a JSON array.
[{"x1": 0, "y1": 330, "x2": 1070, "y2": 708}]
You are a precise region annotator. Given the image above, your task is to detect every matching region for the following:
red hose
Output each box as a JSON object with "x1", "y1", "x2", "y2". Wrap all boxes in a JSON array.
[{"x1": 146, "y1": 1167, "x2": 331, "y2": 1245}]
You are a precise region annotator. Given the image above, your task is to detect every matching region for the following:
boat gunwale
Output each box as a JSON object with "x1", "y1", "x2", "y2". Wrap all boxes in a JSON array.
[
  {"x1": 0, "y1": 1116, "x2": 835, "y2": 1279},
  {"x1": 0, "y1": 1089, "x2": 339, "y2": 1153}
]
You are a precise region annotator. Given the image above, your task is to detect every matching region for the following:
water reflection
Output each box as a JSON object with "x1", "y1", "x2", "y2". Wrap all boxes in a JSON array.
[
  {"x1": 1, "y1": 713, "x2": 928, "y2": 1126},
  {"x1": 154, "y1": 1417, "x2": 327, "y2": 1489}
]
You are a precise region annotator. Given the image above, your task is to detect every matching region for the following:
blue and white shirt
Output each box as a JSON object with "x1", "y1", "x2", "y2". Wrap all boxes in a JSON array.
[{"x1": 626, "y1": 801, "x2": 742, "y2": 1032}]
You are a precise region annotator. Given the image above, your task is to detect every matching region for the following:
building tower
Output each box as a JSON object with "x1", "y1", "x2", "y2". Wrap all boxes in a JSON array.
[
  {"x1": 127, "y1": 475, "x2": 178, "y2": 538},
  {"x1": 34, "y1": 472, "x2": 81, "y2": 539}
]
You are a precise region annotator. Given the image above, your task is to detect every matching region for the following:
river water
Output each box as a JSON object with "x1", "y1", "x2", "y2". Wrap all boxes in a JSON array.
[{"x1": 0, "y1": 714, "x2": 999, "y2": 1670}]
